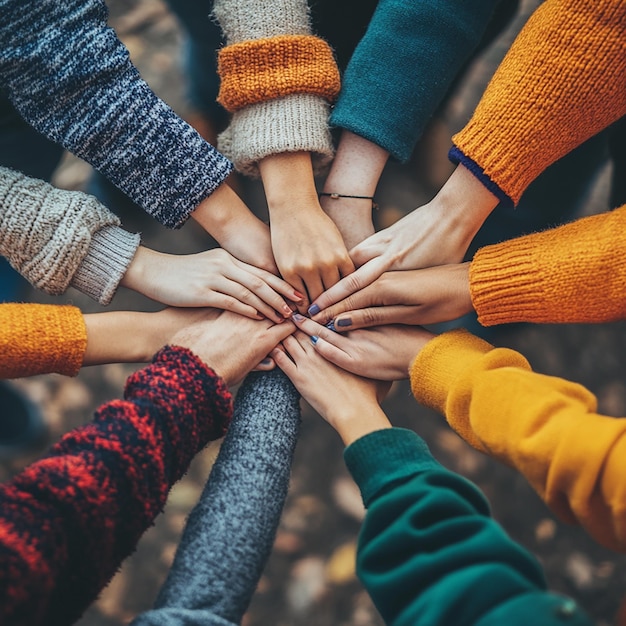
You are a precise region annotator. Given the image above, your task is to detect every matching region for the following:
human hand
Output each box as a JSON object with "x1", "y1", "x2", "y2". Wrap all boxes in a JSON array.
[
  {"x1": 169, "y1": 310, "x2": 296, "y2": 386},
  {"x1": 272, "y1": 330, "x2": 391, "y2": 445},
  {"x1": 308, "y1": 164, "x2": 498, "y2": 315},
  {"x1": 310, "y1": 264, "x2": 472, "y2": 329},
  {"x1": 270, "y1": 203, "x2": 355, "y2": 309},
  {"x1": 121, "y1": 246, "x2": 302, "y2": 323},
  {"x1": 290, "y1": 314, "x2": 436, "y2": 381}
]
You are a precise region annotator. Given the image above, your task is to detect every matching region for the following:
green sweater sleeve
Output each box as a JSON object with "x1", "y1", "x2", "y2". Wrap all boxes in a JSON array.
[
  {"x1": 344, "y1": 428, "x2": 591, "y2": 626},
  {"x1": 330, "y1": 0, "x2": 501, "y2": 162}
]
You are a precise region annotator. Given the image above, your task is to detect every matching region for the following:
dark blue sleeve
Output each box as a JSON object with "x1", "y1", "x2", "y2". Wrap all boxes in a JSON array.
[{"x1": 0, "y1": 0, "x2": 232, "y2": 228}]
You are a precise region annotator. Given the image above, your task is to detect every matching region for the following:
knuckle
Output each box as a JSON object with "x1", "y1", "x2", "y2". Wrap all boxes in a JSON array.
[{"x1": 362, "y1": 308, "x2": 380, "y2": 326}]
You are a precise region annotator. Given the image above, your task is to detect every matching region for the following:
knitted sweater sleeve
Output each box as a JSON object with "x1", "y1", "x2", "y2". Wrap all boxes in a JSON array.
[
  {"x1": 410, "y1": 329, "x2": 626, "y2": 553},
  {"x1": 0, "y1": 345, "x2": 232, "y2": 626},
  {"x1": 0, "y1": 303, "x2": 87, "y2": 378},
  {"x1": 0, "y1": 0, "x2": 233, "y2": 229},
  {"x1": 345, "y1": 428, "x2": 590, "y2": 626},
  {"x1": 330, "y1": 0, "x2": 501, "y2": 163},
  {"x1": 0, "y1": 167, "x2": 139, "y2": 305},
  {"x1": 469, "y1": 204, "x2": 626, "y2": 326},
  {"x1": 133, "y1": 370, "x2": 301, "y2": 626},
  {"x1": 212, "y1": 0, "x2": 338, "y2": 177},
  {"x1": 450, "y1": 0, "x2": 626, "y2": 206}
]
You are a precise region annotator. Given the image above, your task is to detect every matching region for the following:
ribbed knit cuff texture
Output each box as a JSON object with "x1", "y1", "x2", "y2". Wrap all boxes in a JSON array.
[{"x1": 71, "y1": 226, "x2": 140, "y2": 305}]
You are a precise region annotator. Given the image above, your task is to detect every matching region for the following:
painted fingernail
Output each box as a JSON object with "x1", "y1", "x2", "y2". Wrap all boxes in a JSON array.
[
  {"x1": 260, "y1": 358, "x2": 272, "y2": 365},
  {"x1": 336, "y1": 318, "x2": 352, "y2": 327},
  {"x1": 326, "y1": 321, "x2": 337, "y2": 333},
  {"x1": 310, "y1": 335, "x2": 319, "y2": 345},
  {"x1": 282, "y1": 304, "x2": 294, "y2": 316},
  {"x1": 292, "y1": 313, "x2": 305, "y2": 322},
  {"x1": 308, "y1": 304, "x2": 320, "y2": 316},
  {"x1": 293, "y1": 290, "x2": 305, "y2": 301}
]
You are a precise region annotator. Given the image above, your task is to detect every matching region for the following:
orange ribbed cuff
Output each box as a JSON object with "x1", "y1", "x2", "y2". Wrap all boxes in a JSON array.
[
  {"x1": 0, "y1": 304, "x2": 87, "y2": 378},
  {"x1": 452, "y1": 0, "x2": 626, "y2": 205},
  {"x1": 217, "y1": 35, "x2": 340, "y2": 112}
]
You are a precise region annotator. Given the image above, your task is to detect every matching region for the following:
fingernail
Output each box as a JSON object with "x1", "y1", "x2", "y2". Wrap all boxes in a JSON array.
[
  {"x1": 282, "y1": 304, "x2": 293, "y2": 316},
  {"x1": 293, "y1": 290, "x2": 305, "y2": 301},
  {"x1": 310, "y1": 335, "x2": 319, "y2": 345},
  {"x1": 292, "y1": 313, "x2": 305, "y2": 322},
  {"x1": 308, "y1": 304, "x2": 320, "y2": 316},
  {"x1": 260, "y1": 358, "x2": 272, "y2": 365},
  {"x1": 326, "y1": 320, "x2": 337, "y2": 333},
  {"x1": 336, "y1": 318, "x2": 352, "y2": 327}
]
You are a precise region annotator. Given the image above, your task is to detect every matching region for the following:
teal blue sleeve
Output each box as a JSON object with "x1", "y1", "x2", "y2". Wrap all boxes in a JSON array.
[
  {"x1": 344, "y1": 428, "x2": 592, "y2": 626},
  {"x1": 330, "y1": 0, "x2": 500, "y2": 162}
]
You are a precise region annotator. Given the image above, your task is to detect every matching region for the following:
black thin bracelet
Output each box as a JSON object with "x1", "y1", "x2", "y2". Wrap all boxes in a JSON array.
[{"x1": 319, "y1": 192, "x2": 378, "y2": 210}]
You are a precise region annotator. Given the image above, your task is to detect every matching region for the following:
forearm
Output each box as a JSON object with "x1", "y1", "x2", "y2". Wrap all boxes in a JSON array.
[
  {"x1": 320, "y1": 131, "x2": 387, "y2": 248},
  {"x1": 411, "y1": 329, "x2": 626, "y2": 552},
  {"x1": 0, "y1": 0, "x2": 231, "y2": 228},
  {"x1": 470, "y1": 204, "x2": 626, "y2": 325},
  {"x1": 451, "y1": 0, "x2": 626, "y2": 205},
  {"x1": 346, "y1": 428, "x2": 590, "y2": 625},
  {"x1": 0, "y1": 346, "x2": 232, "y2": 625},
  {"x1": 0, "y1": 304, "x2": 86, "y2": 378}
]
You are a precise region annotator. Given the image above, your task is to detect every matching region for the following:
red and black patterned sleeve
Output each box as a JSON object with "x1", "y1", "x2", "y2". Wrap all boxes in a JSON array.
[{"x1": 0, "y1": 345, "x2": 233, "y2": 626}]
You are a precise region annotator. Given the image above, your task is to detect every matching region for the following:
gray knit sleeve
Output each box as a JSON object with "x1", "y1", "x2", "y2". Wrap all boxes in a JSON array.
[
  {"x1": 0, "y1": 166, "x2": 139, "y2": 303},
  {"x1": 213, "y1": 0, "x2": 334, "y2": 177},
  {"x1": 132, "y1": 370, "x2": 301, "y2": 626}
]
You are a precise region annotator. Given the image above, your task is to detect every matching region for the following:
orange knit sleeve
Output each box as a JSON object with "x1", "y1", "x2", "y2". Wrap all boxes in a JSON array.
[
  {"x1": 217, "y1": 35, "x2": 341, "y2": 112},
  {"x1": 451, "y1": 0, "x2": 626, "y2": 205},
  {"x1": 0, "y1": 304, "x2": 87, "y2": 378},
  {"x1": 469, "y1": 204, "x2": 626, "y2": 326}
]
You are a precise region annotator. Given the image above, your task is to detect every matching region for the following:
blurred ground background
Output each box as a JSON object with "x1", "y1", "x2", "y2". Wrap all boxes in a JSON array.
[{"x1": 3, "y1": 1, "x2": 626, "y2": 624}]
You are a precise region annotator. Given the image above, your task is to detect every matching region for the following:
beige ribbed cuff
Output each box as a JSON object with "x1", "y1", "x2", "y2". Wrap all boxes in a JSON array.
[
  {"x1": 218, "y1": 94, "x2": 334, "y2": 178},
  {"x1": 71, "y1": 225, "x2": 140, "y2": 305}
]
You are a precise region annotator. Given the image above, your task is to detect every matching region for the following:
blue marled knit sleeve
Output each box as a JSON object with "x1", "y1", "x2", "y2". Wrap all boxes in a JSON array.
[
  {"x1": 330, "y1": 0, "x2": 501, "y2": 162},
  {"x1": 0, "y1": 0, "x2": 233, "y2": 229}
]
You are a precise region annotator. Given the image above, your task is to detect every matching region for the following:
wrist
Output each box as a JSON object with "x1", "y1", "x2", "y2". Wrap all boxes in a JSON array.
[
  {"x1": 191, "y1": 183, "x2": 251, "y2": 241},
  {"x1": 329, "y1": 405, "x2": 391, "y2": 447}
]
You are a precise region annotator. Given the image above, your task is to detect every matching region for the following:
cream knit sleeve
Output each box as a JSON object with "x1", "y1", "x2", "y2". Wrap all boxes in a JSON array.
[
  {"x1": 213, "y1": 0, "x2": 336, "y2": 177},
  {"x1": 0, "y1": 167, "x2": 139, "y2": 305}
]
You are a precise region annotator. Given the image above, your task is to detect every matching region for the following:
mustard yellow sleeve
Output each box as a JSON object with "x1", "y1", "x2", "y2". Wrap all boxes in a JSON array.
[
  {"x1": 0, "y1": 304, "x2": 87, "y2": 378},
  {"x1": 410, "y1": 329, "x2": 626, "y2": 552},
  {"x1": 470, "y1": 204, "x2": 626, "y2": 326},
  {"x1": 451, "y1": 0, "x2": 626, "y2": 205}
]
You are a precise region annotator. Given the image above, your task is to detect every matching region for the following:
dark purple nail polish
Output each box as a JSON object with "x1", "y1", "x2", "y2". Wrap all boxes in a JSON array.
[
  {"x1": 336, "y1": 318, "x2": 352, "y2": 327},
  {"x1": 292, "y1": 313, "x2": 305, "y2": 322},
  {"x1": 308, "y1": 304, "x2": 320, "y2": 316}
]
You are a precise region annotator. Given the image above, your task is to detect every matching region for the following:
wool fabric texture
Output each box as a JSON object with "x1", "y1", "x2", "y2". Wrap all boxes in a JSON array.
[
  {"x1": 450, "y1": 0, "x2": 626, "y2": 205},
  {"x1": 0, "y1": 167, "x2": 139, "y2": 305},
  {"x1": 213, "y1": 0, "x2": 335, "y2": 176},
  {"x1": 217, "y1": 35, "x2": 340, "y2": 112},
  {"x1": 330, "y1": 0, "x2": 502, "y2": 162},
  {"x1": 0, "y1": 0, "x2": 232, "y2": 229},
  {"x1": 0, "y1": 346, "x2": 233, "y2": 625},
  {"x1": 346, "y1": 428, "x2": 591, "y2": 625},
  {"x1": 0, "y1": 303, "x2": 87, "y2": 378},
  {"x1": 133, "y1": 370, "x2": 301, "y2": 625},
  {"x1": 470, "y1": 204, "x2": 626, "y2": 326},
  {"x1": 410, "y1": 329, "x2": 626, "y2": 552}
]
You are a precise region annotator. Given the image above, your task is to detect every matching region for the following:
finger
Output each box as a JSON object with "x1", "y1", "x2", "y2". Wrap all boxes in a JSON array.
[
  {"x1": 229, "y1": 268, "x2": 295, "y2": 319},
  {"x1": 252, "y1": 357, "x2": 276, "y2": 372},
  {"x1": 208, "y1": 293, "x2": 263, "y2": 320},
  {"x1": 291, "y1": 313, "x2": 344, "y2": 348},
  {"x1": 332, "y1": 305, "x2": 418, "y2": 331},
  {"x1": 338, "y1": 255, "x2": 356, "y2": 279},
  {"x1": 307, "y1": 257, "x2": 388, "y2": 317},
  {"x1": 218, "y1": 277, "x2": 285, "y2": 323},
  {"x1": 308, "y1": 335, "x2": 358, "y2": 375},
  {"x1": 311, "y1": 282, "x2": 380, "y2": 324},
  {"x1": 283, "y1": 275, "x2": 309, "y2": 313},
  {"x1": 237, "y1": 261, "x2": 304, "y2": 317},
  {"x1": 320, "y1": 264, "x2": 342, "y2": 293},
  {"x1": 282, "y1": 334, "x2": 307, "y2": 359},
  {"x1": 300, "y1": 270, "x2": 324, "y2": 305},
  {"x1": 271, "y1": 346, "x2": 297, "y2": 377}
]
